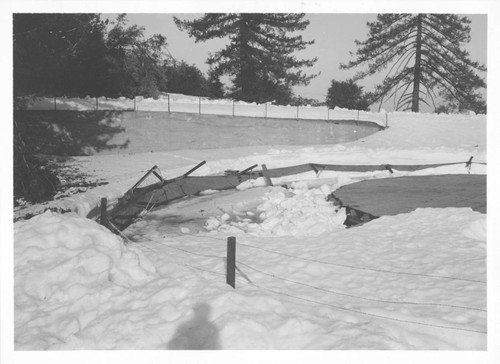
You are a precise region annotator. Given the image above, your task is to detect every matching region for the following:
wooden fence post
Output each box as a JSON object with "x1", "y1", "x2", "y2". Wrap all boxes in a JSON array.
[
  {"x1": 167, "y1": 94, "x2": 170, "y2": 113},
  {"x1": 54, "y1": 96, "x2": 57, "y2": 111},
  {"x1": 100, "y1": 197, "x2": 108, "y2": 227},
  {"x1": 296, "y1": 105, "x2": 299, "y2": 120},
  {"x1": 232, "y1": 100, "x2": 235, "y2": 117},
  {"x1": 199, "y1": 97, "x2": 201, "y2": 115},
  {"x1": 385, "y1": 112, "x2": 388, "y2": 128},
  {"x1": 226, "y1": 236, "x2": 236, "y2": 288},
  {"x1": 261, "y1": 164, "x2": 273, "y2": 186}
]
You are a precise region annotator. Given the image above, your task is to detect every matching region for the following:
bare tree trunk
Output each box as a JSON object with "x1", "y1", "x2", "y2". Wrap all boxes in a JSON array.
[{"x1": 411, "y1": 14, "x2": 423, "y2": 112}]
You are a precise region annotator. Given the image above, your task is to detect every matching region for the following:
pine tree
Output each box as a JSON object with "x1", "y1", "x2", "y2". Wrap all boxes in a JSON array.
[
  {"x1": 341, "y1": 14, "x2": 486, "y2": 112},
  {"x1": 174, "y1": 13, "x2": 318, "y2": 104}
]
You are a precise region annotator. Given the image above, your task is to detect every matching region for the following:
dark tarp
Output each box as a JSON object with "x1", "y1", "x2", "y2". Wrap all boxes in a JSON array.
[{"x1": 332, "y1": 174, "x2": 486, "y2": 217}]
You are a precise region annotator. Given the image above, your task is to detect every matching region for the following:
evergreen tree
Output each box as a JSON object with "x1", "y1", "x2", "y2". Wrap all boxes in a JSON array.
[
  {"x1": 341, "y1": 14, "x2": 486, "y2": 112},
  {"x1": 206, "y1": 68, "x2": 225, "y2": 99},
  {"x1": 174, "y1": 13, "x2": 318, "y2": 104},
  {"x1": 105, "y1": 14, "x2": 169, "y2": 98},
  {"x1": 163, "y1": 61, "x2": 209, "y2": 96},
  {"x1": 326, "y1": 79, "x2": 371, "y2": 110},
  {"x1": 13, "y1": 13, "x2": 109, "y2": 97}
]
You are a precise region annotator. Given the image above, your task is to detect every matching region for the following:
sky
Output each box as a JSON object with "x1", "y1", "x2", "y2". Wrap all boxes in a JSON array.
[{"x1": 106, "y1": 13, "x2": 488, "y2": 108}]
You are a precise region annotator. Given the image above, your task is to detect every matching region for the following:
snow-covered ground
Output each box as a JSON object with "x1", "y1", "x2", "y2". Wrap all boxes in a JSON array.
[{"x1": 5, "y1": 108, "x2": 499, "y2": 362}]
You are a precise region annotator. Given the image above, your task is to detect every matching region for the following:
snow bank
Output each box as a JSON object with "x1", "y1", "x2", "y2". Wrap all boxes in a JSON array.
[{"x1": 14, "y1": 211, "x2": 158, "y2": 349}]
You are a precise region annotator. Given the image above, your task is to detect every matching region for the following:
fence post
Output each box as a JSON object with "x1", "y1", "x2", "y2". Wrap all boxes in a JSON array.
[
  {"x1": 134, "y1": 96, "x2": 136, "y2": 111},
  {"x1": 100, "y1": 197, "x2": 108, "y2": 227},
  {"x1": 296, "y1": 105, "x2": 299, "y2": 120},
  {"x1": 385, "y1": 112, "x2": 388, "y2": 128},
  {"x1": 357, "y1": 110, "x2": 360, "y2": 121},
  {"x1": 232, "y1": 100, "x2": 235, "y2": 117},
  {"x1": 265, "y1": 103, "x2": 267, "y2": 118},
  {"x1": 54, "y1": 96, "x2": 57, "y2": 111},
  {"x1": 261, "y1": 164, "x2": 273, "y2": 186},
  {"x1": 199, "y1": 97, "x2": 201, "y2": 115},
  {"x1": 167, "y1": 94, "x2": 170, "y2": 113},
  {"x1": 327, "y1": 108, "x2": 329, "y2": 121},
  {"x1": 226, "y1": 236, "x2": 236, "y2": 288},
  {"x1": 96, "y1": 97, "x2": 98, "y2": 111}
]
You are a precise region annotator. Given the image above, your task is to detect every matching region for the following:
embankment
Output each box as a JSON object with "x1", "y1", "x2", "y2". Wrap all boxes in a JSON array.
[{"x1": 15, "y1": 110, "x2": 383, "y2": 156}]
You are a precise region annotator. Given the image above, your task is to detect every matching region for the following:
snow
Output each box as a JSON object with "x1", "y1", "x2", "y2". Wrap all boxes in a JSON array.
[
  {"x1": 5, "y1": 102, "x2": 498, "y2": 362},
  {"x1": 205, "y1": 184, "x2": 347, "y2": 236}
]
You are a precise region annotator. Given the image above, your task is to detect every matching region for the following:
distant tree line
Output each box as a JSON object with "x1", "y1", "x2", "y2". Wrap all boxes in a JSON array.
[
  {"x1": 14, "y1": 13, "x2": 319, "y2": 105},
  {"x1": 13, "y1": 13, "x2": 224, "y2": 101}
]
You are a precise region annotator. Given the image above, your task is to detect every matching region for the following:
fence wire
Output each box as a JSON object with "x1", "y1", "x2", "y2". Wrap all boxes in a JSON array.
[{"x1": 130, "y1": 233, "x2": 487, "y2": 335}]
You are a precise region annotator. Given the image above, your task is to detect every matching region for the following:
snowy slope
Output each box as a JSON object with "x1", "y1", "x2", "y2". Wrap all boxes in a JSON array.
[{"x1": 11, "y1": 111, "x2": 489, "y2": 353}]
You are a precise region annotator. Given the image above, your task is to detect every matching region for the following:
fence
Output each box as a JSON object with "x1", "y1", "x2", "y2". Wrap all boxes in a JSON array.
[
  {"x1": 25, "y1": 93, "x2": 487, "y2": 128},
  {"x1": 25, "y1": 93, "x2": 390, "y2": 127},
  {"x1": 130, "y1": 231, "x2": 487, "y2": 335}
]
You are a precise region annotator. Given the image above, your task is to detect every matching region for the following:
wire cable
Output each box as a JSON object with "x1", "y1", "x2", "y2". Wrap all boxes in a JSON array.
[
  {"x1": 241, "y1": 280, "x2": 487, "y2": 335},
  {"x1": 237, "y1": 261, "x2": 486, "y2": 312},
  {"x1": 238, "y1": 242, "x2": 486, "y2": 284}
]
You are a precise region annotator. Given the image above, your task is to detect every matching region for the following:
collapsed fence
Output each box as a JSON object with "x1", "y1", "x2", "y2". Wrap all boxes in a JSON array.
[{"x1": 93, "y1": 157, "x2": 486, "y2": 233}]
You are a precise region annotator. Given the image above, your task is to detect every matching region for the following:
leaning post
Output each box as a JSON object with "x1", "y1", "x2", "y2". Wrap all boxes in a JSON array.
[{"x1": 100, "y1": 197, "x2": 108, "y2": 227}]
